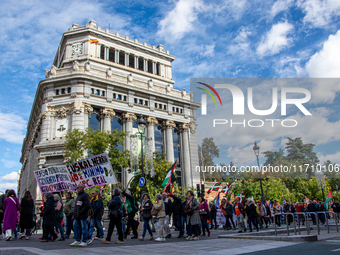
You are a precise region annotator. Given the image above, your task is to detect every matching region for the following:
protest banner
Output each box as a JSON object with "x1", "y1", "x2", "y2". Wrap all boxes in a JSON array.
[
  {"x1": 34, "y1": 153, "x2": 117, "y2": 193},
  {"x1": 34, "y1": 165, "x2": 75, "y2": 194},
  {"x1": 216, "y1": 209, "x2": 226, "y2": 226},
  {"x1": 66, "y1": 153, "x2": 117, "y2": 189}
]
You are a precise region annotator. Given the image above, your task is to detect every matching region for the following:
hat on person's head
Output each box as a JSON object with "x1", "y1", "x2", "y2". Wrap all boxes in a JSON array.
[{"x1": 257, "y1": 200, "x2": 261, "y2": 203}]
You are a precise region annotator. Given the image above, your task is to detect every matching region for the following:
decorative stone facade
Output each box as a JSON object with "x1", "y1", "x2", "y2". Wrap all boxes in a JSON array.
[{"x1": 18, "y1": 20, "x2": 200, "y2": 199}]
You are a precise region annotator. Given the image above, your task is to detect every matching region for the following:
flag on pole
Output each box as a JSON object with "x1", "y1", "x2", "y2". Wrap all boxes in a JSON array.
[
  {"x1": 90, "y1": 39, "x2": 99, "y2": 44},
  {"x1": 99, "y1": 184, "x2": 106, "y2": 198},
  {"x1": 221, "y1": 183, "x2": 231, "y2": 195},
  {"x1": 236, "y1": 191, "x2": 246, "y2": 203},
  {"x1": 200, "y1": 147, "x2": 204, "y2": 162},
  {"x1": 162, "y1": 160, "x2": 177, "y2": 192},
  {"x1": 325, "y1": 190, "x2": 333, "y2": 210},
  {"x1": 207, "y1": 182, "x2": 222, "y2": 194},
  {"x1": 214, "y1": 192, "x2": 220, "y2": 208}
]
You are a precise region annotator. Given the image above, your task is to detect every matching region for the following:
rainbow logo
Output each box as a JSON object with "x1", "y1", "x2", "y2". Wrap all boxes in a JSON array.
[{"x1": 197, "y1": 82, "x2": 222, "y2": 106}]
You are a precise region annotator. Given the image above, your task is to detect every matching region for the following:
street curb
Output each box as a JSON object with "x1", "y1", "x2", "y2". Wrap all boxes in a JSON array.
[{"x1": 218, "y1": 234, "x2": 318, "y2": 242}]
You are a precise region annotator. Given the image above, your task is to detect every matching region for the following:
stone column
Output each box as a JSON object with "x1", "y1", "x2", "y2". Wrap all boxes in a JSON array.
[
  {"x1": 162, "y1": 120, "x2": 176, "y2": 162},
  {"x1": 120, "y1": 112, "x2": 137, "y2": 187},
  {"x1": 72, "y1": 98, "x2": 85, "y2": 131},
  {"x1": 83, "y1": 103, "x2": 93, "y2": 130},
  {"x1": 146, "y1": 116, "x2": 158, "y2": 153},
  {"x1": 189, "y1": 121, "x2": 200, "y2": 186},
  {"x1": 134, "y1": 56, "x2": 139, "y2": 69},
  {"x1": 179, "y1": 123, "x2": 191, "y2": 187},
  {"x1": 125, "y1": 53, "x2": 129, "y2": 66},
  {"x1": 115, "y1": 50, "x2": 119, "y2": 63},
  {"x1": 100, "y1": 107, "x2": 115, "y2": 132},
  {"x1": 144, "y1": 59, "x2": 148, "y2": 72},
  {"x1": 40, "y1": 111, "x2": 49, "y2": 142}
]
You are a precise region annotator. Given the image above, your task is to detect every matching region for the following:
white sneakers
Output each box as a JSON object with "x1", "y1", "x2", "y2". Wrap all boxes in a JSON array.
[
  {"x1": 155, "y1": 237, "x2": 165, "y2": 242},
  {"x1": 78, "y1": 242, "x2": 87, "y2": 247},
  {"x1": 70, "y1": 241, "x2": 81, "y2": 246},
  {"x1": 87, "y1": 237, "x2": 94, "y2": 244}
]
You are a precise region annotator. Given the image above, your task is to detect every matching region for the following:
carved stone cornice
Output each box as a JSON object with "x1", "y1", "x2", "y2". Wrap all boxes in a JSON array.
[
  {"x1": 120, "y1": 112, "x2": 137, "y2": 123},
  {"x1": 161, "y1": 119, "x2": 176, "y2": 130},
  {"x1": 98, "y1": 107, "x2": 115, "y2": 120},
  {"x1": 190, "y1": 121, "x2": 197, "y2": 134},
  {"x1": 177, "y1": 123, "x2": 190, "y2": 133},
  {"x1": 146, "y1": 116, "x2": 158, "y2": 126}
]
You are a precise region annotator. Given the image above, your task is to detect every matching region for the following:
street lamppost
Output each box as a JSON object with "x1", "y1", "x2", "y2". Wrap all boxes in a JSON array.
[
  {"x1": 137, "y1": 115, "x2": 147, "y2": 201},
  {"x1": 253, "y1": 142, "x2": 265, "y2": 203}
]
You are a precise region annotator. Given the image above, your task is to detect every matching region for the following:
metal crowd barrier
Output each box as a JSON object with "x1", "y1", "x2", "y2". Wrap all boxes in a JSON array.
[{"x1": 273, "y1": 211, "x2": 339, "y2": 236}]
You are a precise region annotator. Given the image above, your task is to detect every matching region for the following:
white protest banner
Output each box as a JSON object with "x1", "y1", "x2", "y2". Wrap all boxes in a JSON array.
[
  {"x1": 34, "y1": 165, "x2": 76, "y2": 194},
  {"x1": 216, "y1": 209, "x2": 226, "y2": 226},
  {"x1": 66, "y1": 153, "x2": 117, "y2": 189}
]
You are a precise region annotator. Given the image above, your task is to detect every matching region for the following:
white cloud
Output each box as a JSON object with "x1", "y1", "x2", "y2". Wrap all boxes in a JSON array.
[
  {"x1": 0, "y1": 0, "x2": 130, "y2": 76},
  {"x1": 0, "y1": 182, "x2": 18, "y2": 193},
  {"x1": 306, "y1": 30, "x2": 340, "y2": 78},
  {"x1": 257, "y1": 21, "x2": 294, "y2": 57},
  {"x1": 318, "y1": 151, "x2": 340, "y2": 165},
  {"x1": 157, "y1": 0, "x2": 203, "y2": 42},
  {"x1": 0, "y1": 171, "x2": 18, "y2": 182},
  {"x1": 0, "y1": 111, "x2": 26, "y2": 144},
  {"x1": 228, "y1": 27, "x2": 252, "y2": 54},
  {"x1": 270, "y1": 0, "x2": 294, "y2": 18},
  {"x1": 297, "y1": 0, "x2": 340, "y2": 28}
]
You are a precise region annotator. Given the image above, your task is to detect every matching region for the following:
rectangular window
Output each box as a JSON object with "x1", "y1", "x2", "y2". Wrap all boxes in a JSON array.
[
  {"x1": 148, "y1": 60, "x2": 153, "y2": 74},
  {"x1": 101, "y1": 91, "x2": 105, "y2": 97},
  {"x1": 95, "y1": 90, "x2": 100, "y2": 95},
  {"x1": 134, "y1": 98, "x2": 137, "y2": 104},
  {"x1": 113, "y1": 93, "x2": 116, "y2": 99},
  {"x1": 172, "y1": 107, "x2": 175, "y2": 112},
  {"x1": 176, "y1": 108, "x2": 179, "y2": 113},
  {"x1": 139, "y1": 99, "x2": 143, "y2": 105},
  {"x1": 67, "y1": 87, "x2": 71, "y2": 93},
  {"x1": 123, "y1": 96, "x2": 127, "y2": 101},
  {"x1": 138, "y1": 58, "x2": 144, "y2": 71},
  {"x1": 61, "y1": 88, "x2": 66, "y2": 94},
  {"x1": 180, "y1": 109, "x2": 183, "y2": 113},
  {"x1": 164, "y1": 105, "x2": 167, "y2": 110},
  {"x1": 56, "y1": 89, "x2": 59, "y2": 95},
  {"x1": 91, "y1": 88, "x2": 94, "y2": 94},
  {"x1": 144, "y1": 101, "x2": 148, "y2": 106},
  {"x1": 100, "y1": 46, "x2": 105, "y2": 60},
  {"x1": 156, "y1": 63, "x2": 160, "y2": 75},
  {"x1": 129, "y1": 55, "x2": 134, "y2": 68},
  {"x1": 117, "y1": 94, "x2": 122, "y2": 100},
  {"x1": 155, "y1": 103, "x2": 158, "y2": 108},
  {"x1": 159, "y1": 104, "x2": 162, "y2": 109},
  {"x1": 109, "y1": 48, "x2": 115, "y2": 62},
  {"x1": 119, "y1": 52, "x2": 125, "y2": 65}
]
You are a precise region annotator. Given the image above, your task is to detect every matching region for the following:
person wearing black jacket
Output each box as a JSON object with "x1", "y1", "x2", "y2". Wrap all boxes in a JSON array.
[
  {"x1": 102, "y1": 188, "x2": 124, "y2": 244},
  {"x1": 87, "y1": 190, "x2": 104, "y2": 244},
  {"x1": 308, "y1": 201, "x2": 317, "y2": 225},
  {"x1": 40, "y1": 193, "x2": 58, "y2": 242},
  {"x1": 70, "y1": 184, "x2": 91, "y2": 247},
  {"x1": 139, "y1": 193, "x2": 154, "y2": 241},
  {"x1": 122, "y1": 190, "x2": 138, "y2": 239},
  {"x1": 170, "y1": 193, "x2": 184, "y2": 238},
  {"x1": 162, "y1": 192, "x2": 173, "y2": 238},
  {"x1": 245, "y1": 200, "x2": 258, "y2": 232},
  {"x1": 209, "y1": 201, "x2": 217, "y2": 230},
  {"x1": 225, "y1": 200, "x2": 236, "y2": 230},
  {"x1": 285, "y1": 202, "x2": 296, "y2": 225},
  {"x1": 331, "y1": 199, "x2": 340, "y2": 223}
]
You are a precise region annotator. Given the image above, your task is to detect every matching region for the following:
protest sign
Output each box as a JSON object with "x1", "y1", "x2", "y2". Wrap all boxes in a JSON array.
[
  {"x1": 66, "y1": 153, "x2": 117, "y2": 189},
  {"x1": 34, "y1": 153, "x2": 117, "y2": 193},
  {"x1": 216, "y1": 209, "x2": 226, "y2": 226},
  {"x1": 34, "y1": 165, "x2": 75, "y2": 194}
]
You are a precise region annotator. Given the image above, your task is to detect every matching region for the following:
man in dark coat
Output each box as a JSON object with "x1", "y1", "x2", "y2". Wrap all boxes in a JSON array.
[
  {"x1": 0, "y1": 190, "x2": 8, "y2": 238},
  {"x1": 40, "y1": 193, "x2": 58, "y2": 242},
  {"x1": 245, "y1": 200, "x2": 258, "y2": 232},
  {"x1": 170, "y1": 193, "x2": 184, "y2": 238},
  {"x1": 308, "y1": 200, "x2": 317, "y2": 225},
  {"x1": 209, "y1": 201, "x2": 217, "y2": 230},
  {"x1": 87, "y1": 190, "x2": 104, "y2": 244},
  {"x1": 70, "y1": 184, "x2": 91, "y2": 247}
]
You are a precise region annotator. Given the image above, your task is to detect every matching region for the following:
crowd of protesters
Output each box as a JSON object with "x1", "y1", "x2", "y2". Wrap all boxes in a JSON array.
[{"x1": 1, "y1": 187, "x2": 340, "y2": 246}]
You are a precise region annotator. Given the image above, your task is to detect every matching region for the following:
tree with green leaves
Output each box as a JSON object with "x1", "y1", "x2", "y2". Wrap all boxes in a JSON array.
[{"x1": 198, "y1": 137, "x2": 220, "y2": 181}]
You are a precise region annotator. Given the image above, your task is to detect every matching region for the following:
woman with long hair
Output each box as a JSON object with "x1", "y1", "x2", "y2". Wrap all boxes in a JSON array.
[
  {"x1": 19, "y1": 190, "x2": 34, "y2": 240},
  {"x1": 184, "y1": 190, "x2": 200, "y2": 241},
  {"x1": 3, "y1": 190, "x2": 20, "y2": 241}
]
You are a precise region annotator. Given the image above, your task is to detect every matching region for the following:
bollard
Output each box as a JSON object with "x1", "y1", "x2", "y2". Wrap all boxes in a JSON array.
[{"x1": 286, "y1": 214, "x2": 289, "y2": 236}]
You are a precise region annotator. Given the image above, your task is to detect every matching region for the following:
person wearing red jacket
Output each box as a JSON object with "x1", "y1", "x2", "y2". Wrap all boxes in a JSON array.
[{"x1": 295, "y1": 202, "x2": 305, "y2": 225}]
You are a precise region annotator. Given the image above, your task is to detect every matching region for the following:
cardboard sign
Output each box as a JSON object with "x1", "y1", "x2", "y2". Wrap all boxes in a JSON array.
[
  {"x1": 216, "y1": 209, "x2": 226, "y2": 226},
  {"x1": 34, "y1": 153, "x2": 117, "y2": 193}
]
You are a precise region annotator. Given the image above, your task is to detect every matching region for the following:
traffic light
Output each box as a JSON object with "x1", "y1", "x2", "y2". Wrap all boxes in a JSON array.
[
  {"x1": 201, "y1": 184, "x2": 205, "y2": 197},
  {"x1": 196, "y1": 184, "x2": 200, "y2": 197}
]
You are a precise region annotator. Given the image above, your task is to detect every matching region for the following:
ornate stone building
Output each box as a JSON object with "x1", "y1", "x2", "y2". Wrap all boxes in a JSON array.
[{"x1": 18, "y1": 20, "x2": 200, "y2": 199}]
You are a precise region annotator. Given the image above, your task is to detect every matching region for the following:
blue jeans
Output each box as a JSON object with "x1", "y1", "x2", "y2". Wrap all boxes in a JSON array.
[
  {"x1": 56, "y1": 218, "x2": 65, "y2": 238},
  {"x1": 173, "y1": 215, "x2": 183, "y2": 234},
  {"x1": 122, "y1": 216, "x2": 126, "y2": 233},
  {"x1": 88, "y1": 218, "x2": 104, "y2": 239},
  {"x1": 142, "y1": 218, "x2": 153, "y2": 237},
  {"x1": 187, "y1": 223, "x2": 198, "y2": 237},
  {"x1": 201, "y1": 217, "x2": 210, "y2": 235},
  {"x1": 74, "y1": 219, "x2": 88, "y2": 243}
]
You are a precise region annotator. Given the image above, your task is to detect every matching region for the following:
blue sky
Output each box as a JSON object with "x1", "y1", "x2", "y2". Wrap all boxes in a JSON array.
[{"x1": 1, "y1": 0, "x2": 340, "y2": 192}]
